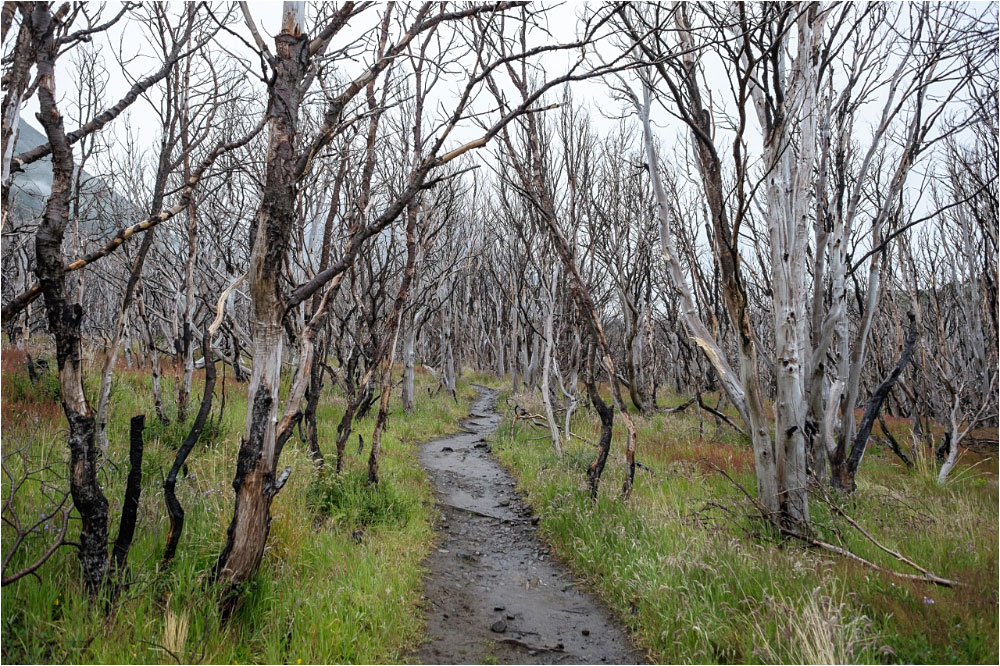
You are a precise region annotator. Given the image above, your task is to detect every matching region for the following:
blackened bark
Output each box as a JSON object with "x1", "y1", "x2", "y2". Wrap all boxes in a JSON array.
[
  {"x1": 231, "y1": 330, "x2": 246, "y2": 382},
  {"x1": 302, "y1": 355, "x2": 325, "y2": 465},
  {"x1": 214, "y1": 387, "x2": 277, "y2": 588},
  {"x1": 31, "y1": 4, "x2": 109, "y2": 595},
  {"x1": 163, "y1": 335, "x2": 216, "y2": 565},
  {"x1": 878, "y1": 413, "x2": 912, "y2": 468},
  {"x1": 111, "y1": 414, "x2": 145, "y2": 573},
  {"x1": 832, "y1": 312, "x2": 919, "y2": 492},
  {"x1": 335, "y1": 385, "x2": 371, "y2": 473},
  {"x1": 215, "y1": 5, "x2": 309, "y2": 590},
  {"x1": 584, "y1": 346, "x2": 614, "y2": 499}
]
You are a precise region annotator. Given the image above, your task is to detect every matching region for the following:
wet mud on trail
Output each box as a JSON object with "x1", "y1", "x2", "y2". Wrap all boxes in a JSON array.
[{"x1": 413, "y1": 386, "x2": 643, "y2": 665}]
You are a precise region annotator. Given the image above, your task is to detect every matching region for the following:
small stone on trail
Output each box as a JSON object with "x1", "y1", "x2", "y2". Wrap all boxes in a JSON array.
[
  {"x1": 494, "y1": 605, "x2": 505, "y2": 611},
  {"x1": 505, "y1": 614, "x2": 514, "y2": 620},
  {"x1": 531, "y1": 516, "x2": 540, "y2": 525},
  {"x1": 528, "y1": 650, "x2": 538, "y2": 657},
  {"x1": 441, "y1": 446, "x2": 454, "y2": 452},
  {"x1": 490, "y1": 620, "x2": 507, "y2": 633},
  {"x1": 498, "y1": 500, "x2": 510, "y2": 507},
  {"x1": 582, "y1": 629, "x2": 590, "y2": 636}
]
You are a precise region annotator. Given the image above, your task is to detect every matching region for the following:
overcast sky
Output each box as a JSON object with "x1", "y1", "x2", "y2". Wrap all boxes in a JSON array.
[
  {"x1": 19, "y1": 2, "x2": 627, "y2": 157},
  {"x1": 13, "y1": 0, "x2": 997, "y2": 232}
]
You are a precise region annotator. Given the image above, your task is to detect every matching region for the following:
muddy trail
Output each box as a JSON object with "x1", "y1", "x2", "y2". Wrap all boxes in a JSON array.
[{"x1": 413, "y1": 386, "x2": 643, "y2": 665}]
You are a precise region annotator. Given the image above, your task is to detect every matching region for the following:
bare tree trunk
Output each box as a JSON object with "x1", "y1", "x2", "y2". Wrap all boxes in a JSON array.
[
  {"x1": 830, "y1": 313, "x2": 918, "y2": 491},
  {"x1": 177, "y1": 179, "x2": 197, "y2": 422},
  {"x1": 164, "y1": 334, "x2": 216, "y2": 564},
  {"x1": 540, "y1": 262, "x2": 561, "y2": 456},
  {"x1": 510, "y1": 291, "x2": 521, "y2": 393},
  {"x1": 439, "y1": 289, "x2": 457, "y2": 400},
  {"x1": 584, "y1": 344, "x2": 613, "y2": 498},
  {"x1": 368, "y1": 206, "x2": 420, "y2": 483},
  {"x1": 95, "y1": 142, "x2": 172, "y2": 452},
  {"x1": 31, "y1": 4, "x2": 109, "y2": 594},
  {"x1": 1, "y1": 11, "x2": 33, "y2": 213},
  {"x1": 215, "y1": 3, "x2": 308, "y2": 590},
  {"x1": 302, "y1": 351, "x2": 326, "y2": 466},
  {"x1": 138, "y1": 292, "x2": 170, "y2": 424},
  {"x1": 111, "y1": 414, "x2": 145, "y2": 576},
  {"x1": 401, "y1": 311, "x2": 418, "y2": 412}
]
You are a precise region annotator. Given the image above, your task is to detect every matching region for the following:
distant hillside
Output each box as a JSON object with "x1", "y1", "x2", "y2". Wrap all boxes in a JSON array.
[
  {"x1": 7, "y1": 117, "x2": 138, "y2": 231},
  {"x1": 7, "y1": 120, "x2": 52, "y2": 217}
]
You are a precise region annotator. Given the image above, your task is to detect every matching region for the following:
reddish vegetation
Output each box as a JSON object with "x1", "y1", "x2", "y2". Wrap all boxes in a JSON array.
[
  {"x1": 1, "y1": 348, "x2": 63, "y2": 426},
  {"x1": 1, "y1": 346, "x2": 239, "y2": 429},
  {"x1": 647, "y1": 439, "x2": 755, "y2": 474}
]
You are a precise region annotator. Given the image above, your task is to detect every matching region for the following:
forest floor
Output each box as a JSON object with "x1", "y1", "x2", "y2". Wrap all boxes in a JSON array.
[
  {"x1": 490, "y1": 385, "x2": 999, "y2": 664},
  {"x1": 414, "y1": 386, "x2": 642, "y2": 665},
  {"x1": 1, "y1": 345, "x2": 484, "y2": 664},
  {"x1": 2, "y1": 345, "x2": 996, "y2": 665}
]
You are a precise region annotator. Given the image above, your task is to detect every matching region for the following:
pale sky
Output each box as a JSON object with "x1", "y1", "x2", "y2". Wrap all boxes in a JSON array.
[{"x1": 11, "y1": 0, "x2": 996, "y2": 238}]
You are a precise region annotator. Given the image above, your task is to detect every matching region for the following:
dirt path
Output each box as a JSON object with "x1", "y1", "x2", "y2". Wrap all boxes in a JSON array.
[{"x1": 414, "y1": 386, "x2": 643, "y2": 665}]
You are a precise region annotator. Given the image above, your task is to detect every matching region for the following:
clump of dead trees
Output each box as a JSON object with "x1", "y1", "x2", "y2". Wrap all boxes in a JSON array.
[{"x1": 2, "y1": 1, "x2": 996, "y2": 607}]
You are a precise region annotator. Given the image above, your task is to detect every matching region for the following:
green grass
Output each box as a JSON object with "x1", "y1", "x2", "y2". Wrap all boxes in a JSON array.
[
  {"x1": 491, "y1": 387, "x2": 998, "y2": 664},
  {"x1": 4, "y1": 349, "x2": 995, "y2": 664},
  {"x1": 1, "y1": 347, "x2": 475, "y2": 664}
]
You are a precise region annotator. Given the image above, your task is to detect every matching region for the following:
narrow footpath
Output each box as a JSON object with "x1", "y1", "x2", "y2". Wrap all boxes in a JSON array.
[{"x1": 414, "y1": 386, "x2": 643, "y2": 665}]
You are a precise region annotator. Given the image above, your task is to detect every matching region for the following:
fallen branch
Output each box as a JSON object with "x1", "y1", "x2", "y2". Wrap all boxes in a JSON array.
[
  {"x1": 701, "y1": 460, "x2": 961, "y2": 588},
  {"x1": 510, "y1": 402, "x2": 595, "y2": 445},
  {"x1": 697, "y1": 395, "x2": 747, "y2": 437},
  {"x1": 777, "y1": 524, "x2": 962, "y2": 588},
  {"x1": 811, "y1": 485, "x2": 959, "y2": 586},
  {"x1": 661, "y1": 397, "x2": 696, "y2": 414}
]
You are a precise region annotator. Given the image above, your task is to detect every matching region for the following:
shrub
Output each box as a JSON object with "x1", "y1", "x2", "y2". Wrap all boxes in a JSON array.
[{"x1": 306, "y1": 469, "x2": 415, "y2": 529}]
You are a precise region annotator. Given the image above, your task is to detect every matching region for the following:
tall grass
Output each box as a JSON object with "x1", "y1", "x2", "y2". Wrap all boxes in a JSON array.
[
  {"x1": 491, "y1": 388, "x2": 998, "y2": 664},
  {"x1": 1, "y1": 346, "x2": 475, "y2": 664}
]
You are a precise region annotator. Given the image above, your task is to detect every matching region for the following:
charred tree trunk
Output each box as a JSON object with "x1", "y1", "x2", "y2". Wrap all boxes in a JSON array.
[
  {"x1": 830, "y1": 313, "x2": 918, "y2": 492},
  {"x1": 163, "y1": 335, "x2": 216, "y2": 565},
  {"x1": 31, "y1": 4, "x2": 109, "y2": 595},
  {"x1": 584, "y1": 345, "x2": 614, "y2": 499},
  {"x1": 111, "y1": 414, "x2": 145, "y2": 576},
  {"x1": 215, "y1": 4, "x2": 308, "y2": 590},
  {"x1": 302, "y1": 353, "x2": 326, "y2": 466}
]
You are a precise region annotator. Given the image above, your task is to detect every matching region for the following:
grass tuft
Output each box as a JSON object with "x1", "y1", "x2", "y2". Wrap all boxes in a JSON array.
[{"x1": 307, "y1": 469, "x2": 416, "y2": 528}]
